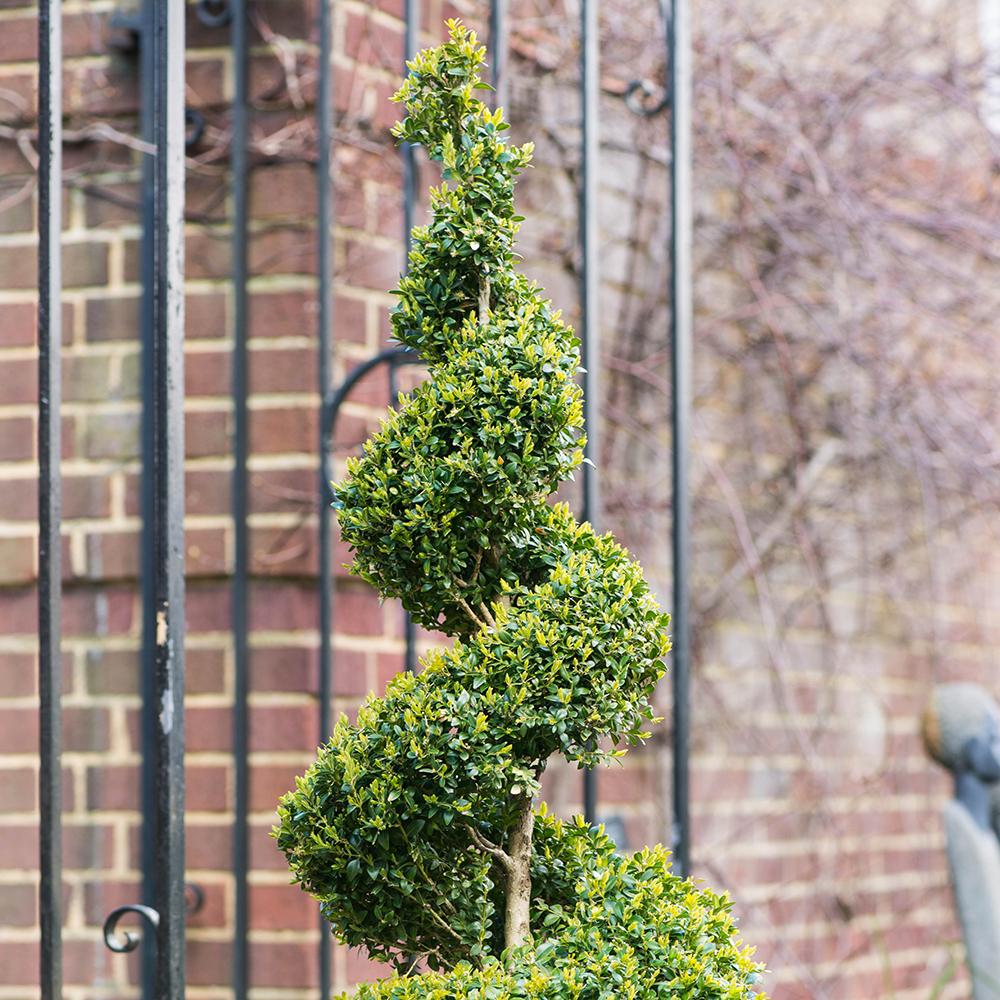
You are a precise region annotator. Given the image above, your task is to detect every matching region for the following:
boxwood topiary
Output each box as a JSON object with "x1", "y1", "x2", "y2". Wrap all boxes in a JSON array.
[{"x1": 274, "y1": 20, "x2": 764, "y2": 998}]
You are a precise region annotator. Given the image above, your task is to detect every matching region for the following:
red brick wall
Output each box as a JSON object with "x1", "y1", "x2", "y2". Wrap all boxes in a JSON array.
[{"x1": 1, "y1": 1, "x2": 997, "y2": 998}]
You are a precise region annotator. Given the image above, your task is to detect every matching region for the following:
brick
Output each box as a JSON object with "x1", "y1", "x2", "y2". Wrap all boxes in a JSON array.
[
  {"x1": 125, "y1": 467, "x2": 230, "y2": 517},
  {"x1": 184, "y1": 229, "x2": 232, "y2": 280},
  {"x1": 346, "y1": 946, "x2": 386, "y2": 985},
  {"x1": 249, "y1": 645, "x2": 316, "y2": 692},
  {"x1": 64, "y1": 353, "x2": 115, "y2": 403},
  {"x1": 249, "y1": 345, "x2": 316, "y2": 394},
  {"x1": 0, "y1": 184, "x2": 34, "y2": 234},
  {"x1": 249, "y1": 941, "x2": 318, "y2": 989},
  {"x1": 331, "y1": 292, "x2": 369, "y2": 345},
  {"x1": 340, "y1": 237, "x2": 403, "y2": 292},
  {"x1": 186, "y1": 646, "x2": 227, "y2": 694},
  {"x1": 84, "y1": 648, "x2": 139, "y2": 696},
  {"x1": 0, "y1": 767, "x2": 36, "y2": 812},
  {"x1": 186, "y1": 57, "x2": 227, "y2": 108},
  {"x1": 185, "y1": 526, "x2": 229, "y2": 576},
  {"x1": 78, "y1": 529, "x2": 141, "y2": 580},
  {"x1": 185, "y1": 581, "x2": 231, "y2": 631},
  {"x1": 250, "y1": 50, "x2": 317, "y2": 109},
  {"x1": 82, "y1": 878, "x2": 144, "y2": 925},
  {"x1": 185, "y1": 348, "x2": 231, "y2": 397},
  {"x1": 0, "y1": 301, "x2": 39, "y2": 347},
  {"x1": 86, "y1": 764, "x2": 139, "y2": 811},
  {"x1": 184, "y1": 822, "x2": 231, "y2": 869},
  {"x1": 248, "y1": 580, "x2": 317, "y2": 631},
  {"x1": 187, "y1": 764, "x2": 229, "y2": 812},
  {"x1": 84, "y1": 180, "x2": 141, "y2": 228},
  {"x1": 248, "y1": 288, "x2": 316, "y2": 341},
  {"x1": 249, "y1": 404, "x2": 317, "y2": 454},
  {"x1": 250, "y1": 162, "x2": 318, "y2": 219},
  {"x1": 0, "y1": 415, "x2": 34, "y2": 461},
  {"x1": 82, "y1": 411, "x2": 141, "y2": 460},
  {"x1": 249, "y1": 467, "x2": 314, "y2": 514},
  {"x1": 186, "y1": 408, "x2": 230, "y2": 458},
  {"x1": 336, "y1": 170, "x2": 369, "y2": 230},
  {"x1": 0, "y1": 883, "x2": 35, "y2": 928},
  {"x1": 249, "y1": 762, "x2": 302, "y2": 812},
  {"x1": 85, "y1": 295, "x2": 140, "y2": 343},
  {"x1": 186, "y1": 706, "x2": 232, "y2": 753},
  {"x1": 66, "y1": 61, "x2": 140, "y2": 117},
  {"x1": 64, "y1": 706, "x2": 112, "y2": 752},
  {"x1": 249, "y1": 819, "x2": 287, "y2": 870},
  {"x1": 0, "y1": 651, "x2": 35, "y2": 696},
  {"x1": 186, "y1": 291, "x2": 227, "y2": 339},
  {"x1": 250, "y1": 225, "x2": 317, "y2": 276},
  {"x1": 250, "y1": 704, "x2": 316, "y2": 752},
  {"x1": 336, "y1": 585, "x2": 384, "y2": 637},
  {"x1": 187, "y1": 940, "x2": 233, "y2": 987},
  {"x1": 65, "y1": 241, "x2": 111, "y2": 288},
  {"x1": 251, "y1": 523, "x2": 318, "y2": 576},
  {"x1": 0, "y1": 535, "x2": 34, "y2": 585},
  {"x1": 0, "y1": 707, "x2": 36, "y2": 753},
  {"x1": 248, "y1": 882, "x2": 316, "y2": 930}
]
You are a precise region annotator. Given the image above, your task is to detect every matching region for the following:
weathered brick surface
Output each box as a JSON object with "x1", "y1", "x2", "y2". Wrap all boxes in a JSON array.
[{"x1": 0, "y1": 1, "x2": 994, "y2": 998}]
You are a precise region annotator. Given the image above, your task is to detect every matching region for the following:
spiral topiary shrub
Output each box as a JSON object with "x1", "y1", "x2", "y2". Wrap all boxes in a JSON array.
[{"x1": 274, "y1": 21, "x2": 764, "y2": 998}]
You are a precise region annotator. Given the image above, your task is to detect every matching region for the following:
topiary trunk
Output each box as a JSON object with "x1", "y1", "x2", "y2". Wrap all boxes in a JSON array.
[{"x1": 274, "y1": 19, "x2": 764, "y2": 997}]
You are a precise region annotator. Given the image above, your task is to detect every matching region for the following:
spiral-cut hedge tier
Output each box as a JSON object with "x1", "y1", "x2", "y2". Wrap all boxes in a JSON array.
[{"x1": 275, "y1": 21, "x2": 763, "y2": 998}]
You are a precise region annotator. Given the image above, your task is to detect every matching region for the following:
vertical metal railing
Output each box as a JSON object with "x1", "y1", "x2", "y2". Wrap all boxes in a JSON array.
[
  {"x1": 98, "y1": 0, "x2": 190, "y2": 984},
  {"x1": 316, "y1": 0, "x2": 335, "y2": 991},
  {"x1": 138, "y1": 0, "x2": 160, "y2": 987},
  {"x1": 146, "y1": 0, "x2": 188, "y2": 991},
  {"x1": 230, "y1": 0, "x2": 251, "y2": 995},
  {"x1": 400, "y1": 0, "x2": 420, "y2": 675},
  {"x1": 37, "y1": 2, "x2": 63, "y2": 997},
  {"x1": 668, "y1": 0, "x2": 693, "y2": 880},
  {"x1": 579, "y1": 0, "x2": 601, "y2": 827},
  {"x1": 490, "y1": 0, "x2": 507, "y2": 108},
  {"x1": 402, "y1": 0, "x2": 419, "y2": 254}
]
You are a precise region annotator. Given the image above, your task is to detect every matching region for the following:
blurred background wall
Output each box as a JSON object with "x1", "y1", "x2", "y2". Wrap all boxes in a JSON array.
[{"x1": 0, "y1": 0, "x2": 997, "y2": 997}]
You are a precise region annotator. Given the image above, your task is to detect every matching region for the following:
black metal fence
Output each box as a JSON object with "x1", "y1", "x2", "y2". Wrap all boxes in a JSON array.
[{"x1": 35, "y1": 0, "x2": 692, "y2": 996}]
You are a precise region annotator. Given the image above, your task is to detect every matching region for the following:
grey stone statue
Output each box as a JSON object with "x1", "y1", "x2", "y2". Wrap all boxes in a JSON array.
[{"x1": 922, "y1": 683, "x2": 1000, "y2": 999}]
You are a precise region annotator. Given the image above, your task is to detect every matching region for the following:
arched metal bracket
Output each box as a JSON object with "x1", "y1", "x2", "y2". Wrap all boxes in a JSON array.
[
  {"x1": 102, "y1": 882, "x2": 205, "y2": 953},
  {"x1": 320, "y1": 346, "x2": 425, "y2": 456}
]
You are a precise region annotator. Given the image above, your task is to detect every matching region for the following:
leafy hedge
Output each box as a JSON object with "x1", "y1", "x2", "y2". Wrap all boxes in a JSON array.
[{"x1": 274, "y1": 20, "x2": 764, "y2": 998}]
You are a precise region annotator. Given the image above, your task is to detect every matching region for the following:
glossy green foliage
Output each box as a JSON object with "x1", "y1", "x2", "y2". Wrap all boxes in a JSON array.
[
  {"x1": 274, "y1": 19, "x2": 764, "y2": 996},
  {"x1": 339, "y1": 814, "x2": 763, "y2": 999}
]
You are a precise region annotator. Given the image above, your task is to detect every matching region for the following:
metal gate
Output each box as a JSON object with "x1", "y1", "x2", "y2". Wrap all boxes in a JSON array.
[{"x1": 35, "y1": 0, "x2": 692, "y2": 995}]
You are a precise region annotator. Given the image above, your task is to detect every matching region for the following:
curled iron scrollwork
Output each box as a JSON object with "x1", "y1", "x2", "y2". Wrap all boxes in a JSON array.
[
  {"x1": 623, "y1": 78, "x2": 670, "y2": 117},
  {"x1": 195, "y1": 0, "x2": 232, "y2": 28},
  {"x1": 185, "y1": 109, "x2": 206, "y2": 150},
  {"x1": 102, "y1": 882, "x2": 204, "y2": 953},
  {"x1": 102, "y1": 903, "x2": 160, "y2": 954}
]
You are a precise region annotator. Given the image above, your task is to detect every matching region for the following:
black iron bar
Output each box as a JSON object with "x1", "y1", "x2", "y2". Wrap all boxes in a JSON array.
[
  {"x1": 489, "y1": 0, "x2": 507, "y2": 110},
  {"x1": 38, "y1": 3, "x2": 63, "y2": 997},
  {"x1": 147, "y1": 0, "x2": 187, "y2": 992},
  {"x1": 580, "y1": 0, "x2": 600, "y2": 828},
  {"x1": 400, "y1": 5, "x2": 420, "y2": 675},
  {"x1": 668, "y1": 0, "x2": 692, "y2": 880},
  {"x1": 316, "y1": 0, "x2": 335, "y2": 992},
  {"x1": 402, "y1": 0, "x2": 418, "y2": 253},
  {"x1": 387, "y1": 362, "x2": 418, "y2": 674},
  {"x1": 138, "y1": 0, "x2": 158, "y2": 992},
  {"x1": 231, "y1": 0, "x2": 251, "y2": 995}
]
